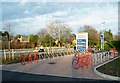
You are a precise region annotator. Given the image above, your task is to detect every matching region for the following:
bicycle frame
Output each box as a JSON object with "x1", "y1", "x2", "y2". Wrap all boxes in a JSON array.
[{"x1": 72, "y1": 52, "x2": 92, "y2": 69}]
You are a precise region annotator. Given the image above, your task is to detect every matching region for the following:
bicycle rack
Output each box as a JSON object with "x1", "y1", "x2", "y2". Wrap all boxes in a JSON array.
[
  {"x1": 33, "y1": 51, "x2": 38, "y2": 63},
  {"x1": 20, "y1": 52, "x2": 26, "y2": 65},
  {"x1": 27, "y1": 52, "x2": 32, "y2": 64}
]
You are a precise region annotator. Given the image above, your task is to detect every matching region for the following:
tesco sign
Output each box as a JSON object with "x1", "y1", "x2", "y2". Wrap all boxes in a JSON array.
[{"x1": 76, "y1": 32, "x2": 88, "y2": 52}]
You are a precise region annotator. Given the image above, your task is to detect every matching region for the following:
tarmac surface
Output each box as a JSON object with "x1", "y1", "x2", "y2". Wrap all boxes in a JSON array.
[{"x1": 1, "y1": 54, "x2": 119, "y2": 82}]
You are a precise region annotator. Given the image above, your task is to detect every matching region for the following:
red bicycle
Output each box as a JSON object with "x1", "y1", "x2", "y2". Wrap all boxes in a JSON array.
[
  {"x1": 113, "y1": 49, "x2": 118, "y2": 57},
  {"x1": 109, "y1": 48, "x2": 118, "y2": 59},
  {"x1": 72, "y1": 52, "x2": 92, "y2": 69}
]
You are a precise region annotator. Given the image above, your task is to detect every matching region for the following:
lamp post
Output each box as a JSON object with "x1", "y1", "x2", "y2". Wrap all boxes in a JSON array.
[
  {"x1": 8, "y1": 25, "x2": 11, "y2": 60},
  {"x1": 100, "y1": 22, "x2": 105, "y2": 51},
  {"x1": 59, "y1": 26, "x2": 61, "y2": 47}
]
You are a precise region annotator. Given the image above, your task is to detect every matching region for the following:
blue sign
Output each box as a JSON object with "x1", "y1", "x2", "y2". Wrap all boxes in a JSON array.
[
  {"x1": 76, "y1": 39, "x2": 87, "y2": 51},
  {"x1": 77, "y1": 39, "x2": 86, "y2": 44},
  {"x1": 76, "y1": 33, "x2": 88, "y2": 52},
  {"x1": 77, "y1": 46, "x2": 86, "y2": 51}
]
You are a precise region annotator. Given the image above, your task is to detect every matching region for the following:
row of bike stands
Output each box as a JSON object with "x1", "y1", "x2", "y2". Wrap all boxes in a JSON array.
[
  {"x1": 72, "y1": 50, "x2": 118, "y2": 70},
  {"x1": 93, "y1": 50, "x2": 118, "y2": 65},
  {"x1": 92, "y1": 51, "x2": 110, "y2": 65},
  {"x1": 3, "y1": 49, "x2": 60, "y2": 65},
  {"x1": 19, "y1": 50, "x2": 77, "y2": 65},
  {"x1": 37, "y1": 51, "x2": 73, "y2": 59}
]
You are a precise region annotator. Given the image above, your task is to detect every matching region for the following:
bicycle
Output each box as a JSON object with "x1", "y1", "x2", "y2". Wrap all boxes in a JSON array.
[
  {"x1": 72, "y1": 52, "x2": 92, "y2": 69},
  {"x1": 72, "y1": 52, "x2": 83, "y2": 69},
  {"x1": 109, "y1": 48, "x2": 118, "y2": 59},
  {"x1": 84, "y1": 52, "x2": 92, "y2": 68}
]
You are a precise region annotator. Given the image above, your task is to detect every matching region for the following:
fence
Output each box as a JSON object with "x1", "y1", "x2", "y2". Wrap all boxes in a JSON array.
[{"x1": 2, "y1": 48, "x2": 76, "y2": 64}]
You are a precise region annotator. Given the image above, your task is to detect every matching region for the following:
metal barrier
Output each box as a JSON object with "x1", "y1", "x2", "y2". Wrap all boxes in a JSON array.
[
  {"x1": 72, "y1": 50, "x2": 119, "y2": 70},
  {"x1": 2, "y1": 48, "x2": 119, "y2": 66}
]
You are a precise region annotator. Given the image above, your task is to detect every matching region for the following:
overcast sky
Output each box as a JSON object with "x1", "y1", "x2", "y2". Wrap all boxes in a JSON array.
[{"x1": 1, "y1": 0, "x2": 119, "y2": 35}]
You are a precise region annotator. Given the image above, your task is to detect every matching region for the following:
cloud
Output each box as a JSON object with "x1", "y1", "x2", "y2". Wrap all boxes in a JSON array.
[
  {"x1": 65, "y1": 3, "x2": 118, "y2": 26},
  {"x1": 2, "y1": 2, "x2": 118, "y2": 35},
  {"x1": 1, "y1": 0, "x2": 120, "y2": 2},
  {"x1": 33, "y1": 5, "x2": 42, "y2": 9},
  {"x1": 24, "y1": 10, "x2": 30, "y2": 14},
  {"x1": 19, "y1": 0, "x2": 29, "y2": 5},
  {"x1": 52, "y1": 11, "x2": 68, "y2": 17}
]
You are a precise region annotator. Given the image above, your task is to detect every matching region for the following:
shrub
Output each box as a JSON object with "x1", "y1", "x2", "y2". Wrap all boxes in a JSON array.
[{"x1": 2, "y1": 42, "x2": 35, "y2": 49}]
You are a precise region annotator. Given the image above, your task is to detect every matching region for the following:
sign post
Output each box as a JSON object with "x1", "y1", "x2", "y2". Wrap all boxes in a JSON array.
[
  {"x1": 76, "y1": 32, "x2": 88, "y2": 52},
  {"x1": 100, "y1": 32, "x2": 104, "y2": 50}
]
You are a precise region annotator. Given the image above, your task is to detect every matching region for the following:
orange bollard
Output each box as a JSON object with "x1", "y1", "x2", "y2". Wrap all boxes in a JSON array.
[
  {"x1": 27, "y1": 52, "x2": 32, "y2": 64},
  {"x1": 20, "y1": 52, "x2": 25, "y2": 65},
  {"x1": 34, "y1": 51, "x2": 38, "y2": 63}
]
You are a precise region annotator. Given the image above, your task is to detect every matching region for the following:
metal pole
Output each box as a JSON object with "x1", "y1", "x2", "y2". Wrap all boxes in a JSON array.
[
  {"x1": 12, "y1": 49, "x2": 14, "y2": 60},
  {"x1": 4, "y1": 49, "x2": 6, "y2": 61},
  {"x1": 8, "y1": 25, "x2": 10, "y2": 60},
  {"x1": 59, "y1": 24, "x2": 60, "y2": 47},
  {"x1": 101, "y1": 22, "x2": 105, "y2": 51},
  {"x1": 103, "y1": 31, "x2": 104, "y2": 50}
]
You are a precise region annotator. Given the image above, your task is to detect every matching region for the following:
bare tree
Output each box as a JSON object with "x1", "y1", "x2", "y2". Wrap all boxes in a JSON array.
[
  {"x1": 37, "y1": 28, "x2": 48, "y2": 45},
  {"x1": 46, "y1": 20, "x2": 72, "y2": 46},
  {"x1": 37, "y1": 20, "x2": 72, "y2": 47},
  {"x1": 3, "y1": 21, "x2": 15, "y2": 36},
  {"x1": 79, "y1": 25, "x2": 100, "y2": 46},
  {"x1": 3, "y1": 21, "x2": 16, "y2": 50},
  {"x1": 38, "y1": 28, "x2": 48, "y2": 38},
  {"x1": 2, "y1": 21, "x2": 16, "y2": 60},
  {"x1": 48, "y1": 21, "x2": 71, "y2": 38},
  {"x1": 114, "y1": 34, "x2": 120, "y2": 41}
]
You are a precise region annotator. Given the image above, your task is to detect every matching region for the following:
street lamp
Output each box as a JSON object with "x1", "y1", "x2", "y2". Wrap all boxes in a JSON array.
[
  {"x1": 100, "y1": 22, "x2": 105, "y2": 50},
  {"x1": 59, "y1": 26, "x2": 60, "y2": 47}
]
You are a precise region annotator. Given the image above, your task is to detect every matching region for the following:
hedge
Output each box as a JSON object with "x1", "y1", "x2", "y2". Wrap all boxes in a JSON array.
[
  {"x1": 2, "y1": 42, "x2": 35, "y2": 49},
  {"x1": 104, "y1": 41, "x2": 120, "y2": 51},
  {"x1": 109, "y1": 41, "x2": 120, "y2": 50}
]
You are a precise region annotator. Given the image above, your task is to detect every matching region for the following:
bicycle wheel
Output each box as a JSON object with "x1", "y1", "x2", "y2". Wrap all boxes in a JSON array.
[{"x1": 72, "y1": 59, "x2": 80, "y2": 69}]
